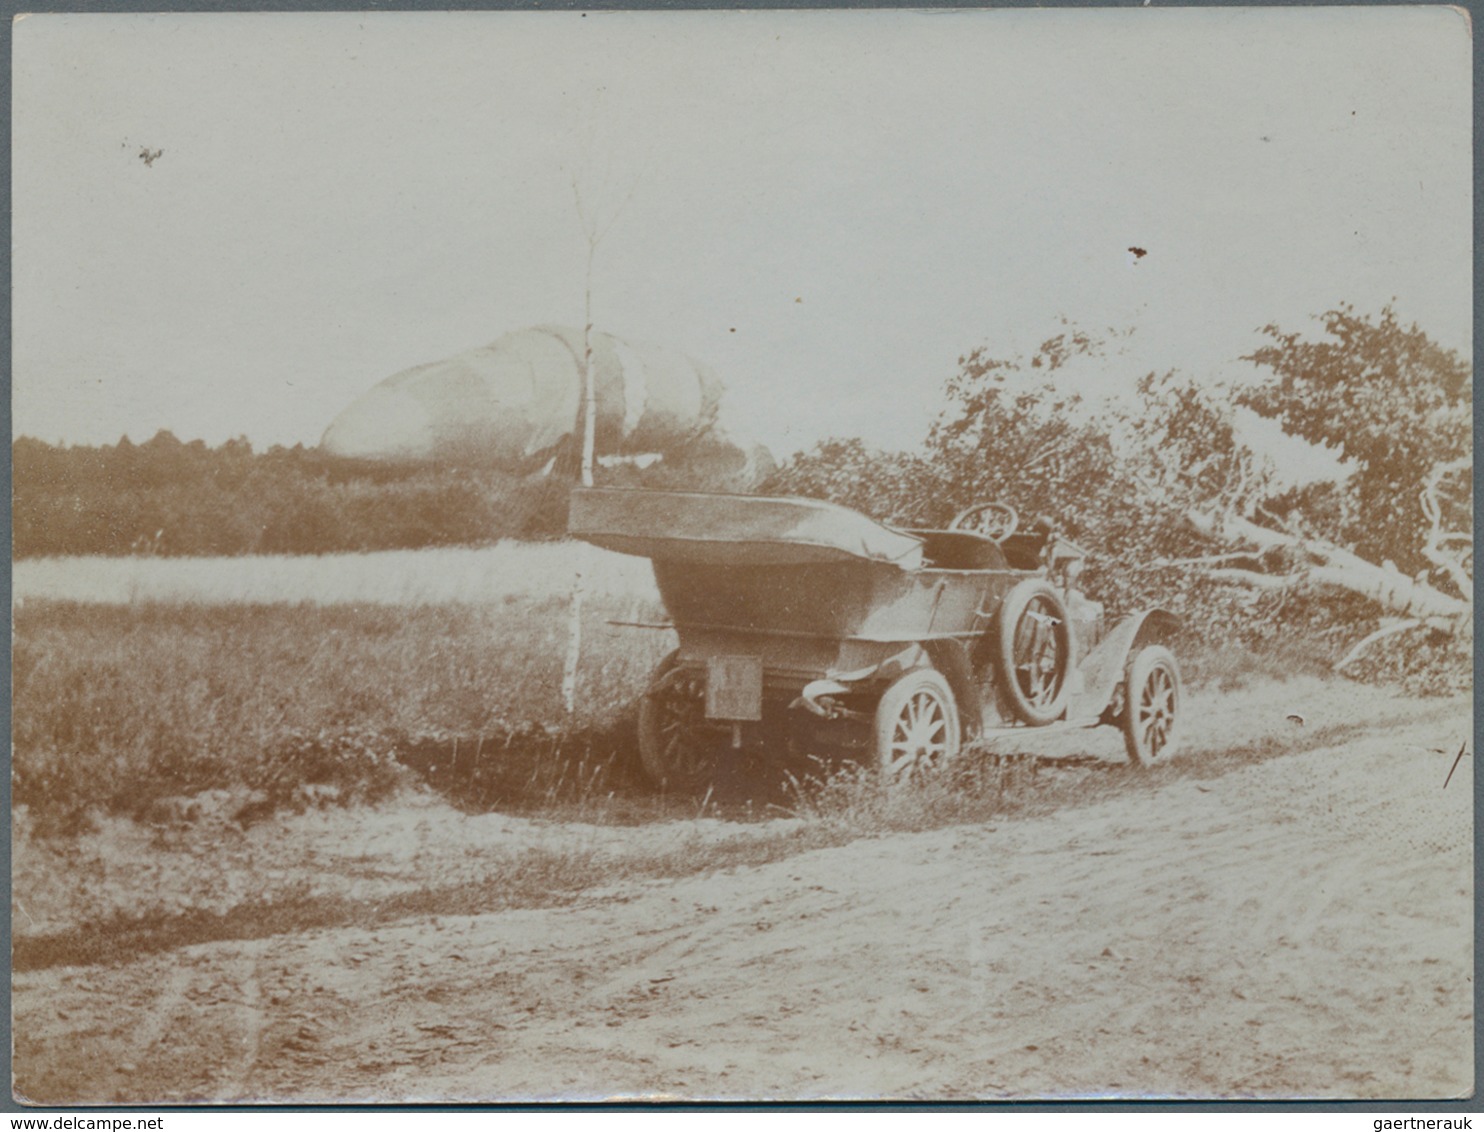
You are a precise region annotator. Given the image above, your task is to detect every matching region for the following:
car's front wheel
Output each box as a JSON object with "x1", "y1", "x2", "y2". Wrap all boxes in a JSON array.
[{"x1": 1121, "y1": 645, "x2": 1182, "y2": 767}]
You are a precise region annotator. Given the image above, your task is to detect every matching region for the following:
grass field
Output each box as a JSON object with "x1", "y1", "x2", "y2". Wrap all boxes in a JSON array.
[
  {"x1": 12, "y1": 541, "x2": 658, "y2": 606},
  {"x1": 13, "y1": 593, "x2": 675, "y2": 834},
  {"x1": 12, "y1": 541, "x2": 674, "y2": 831}
]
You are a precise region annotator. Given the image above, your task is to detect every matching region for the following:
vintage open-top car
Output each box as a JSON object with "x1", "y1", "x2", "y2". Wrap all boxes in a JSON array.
[{"x1": 570, "y1": 487, "x2": 1182, "y2": 790}]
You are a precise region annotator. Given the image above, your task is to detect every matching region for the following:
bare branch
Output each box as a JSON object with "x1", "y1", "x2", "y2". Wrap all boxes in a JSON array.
[
  {"x1": 1022, "y1": 437, "x2": 1072, "y2": 473},
  {"x1": 1205, "y1": 568, "x2": 1296, "y2": 590},
  {"x1": 1418, "y1": 456, "x2": 1473, "y2": 596},
  {"x1": 1153, "y1": 551, "x2": 1265, "y2": 569},
  {"x1": 1334, "y1": 619, "x2": 1423, "y2": 673}
]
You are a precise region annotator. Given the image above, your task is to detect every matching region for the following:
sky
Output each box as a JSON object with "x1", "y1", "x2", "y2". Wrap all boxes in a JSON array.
[{"x1": 12, "y1": 7, "x2": 1473, "y2": 463}]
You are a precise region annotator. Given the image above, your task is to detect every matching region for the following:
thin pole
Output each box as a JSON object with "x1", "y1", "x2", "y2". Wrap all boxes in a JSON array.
[{"x1": 580, "y1": 241, "x2": 597, "y2": 489}]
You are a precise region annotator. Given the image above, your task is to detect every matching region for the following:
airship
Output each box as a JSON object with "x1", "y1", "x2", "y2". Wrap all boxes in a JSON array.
[{"x1": 321, "y1": 325, "x2": 747, "y2": 471}]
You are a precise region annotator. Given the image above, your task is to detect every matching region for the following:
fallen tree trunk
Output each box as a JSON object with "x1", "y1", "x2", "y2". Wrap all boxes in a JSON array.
[{"x1": 1183, "y1": 507, "x2": 1471, "y2": 626}]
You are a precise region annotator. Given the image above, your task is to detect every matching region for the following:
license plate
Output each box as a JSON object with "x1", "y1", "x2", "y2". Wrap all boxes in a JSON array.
[{"x1": 705, "y1": 655, "x2": 763, "y2": 721}]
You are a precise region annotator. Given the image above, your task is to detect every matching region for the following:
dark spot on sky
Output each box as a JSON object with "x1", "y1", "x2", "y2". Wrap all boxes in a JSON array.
[
  {"x1": 138, "y1": 147, "x2": 163, "y2": 167},
  {"x1": 1128, "y1": 246, "x2": 1147, "y2": 260}
]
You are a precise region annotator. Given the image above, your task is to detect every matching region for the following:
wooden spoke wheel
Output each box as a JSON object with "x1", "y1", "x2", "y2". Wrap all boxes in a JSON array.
[
  {"x1": 1122, "y1": 645, "x2": 1182, "y2": 767},
  {"x1": 636, "y1": 654, "x2": 720, "y2": 791},
  {"x1": 874, "y1": 669, "x2": 962, "y2": 783}
]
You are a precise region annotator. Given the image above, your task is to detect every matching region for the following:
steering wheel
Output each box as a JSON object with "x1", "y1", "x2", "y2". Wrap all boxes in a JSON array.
[{"x1": 949, "y1": 501, "x2": 1019, "y2": 542}]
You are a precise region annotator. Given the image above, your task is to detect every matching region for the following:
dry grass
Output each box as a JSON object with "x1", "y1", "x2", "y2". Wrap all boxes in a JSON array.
[
  {"x1": 782, "y1": 673, "x2": 1458, "y2": 836},
  {"x1": 784, "y1": 750, "x2": 1069, "y2": 834},
  {"x1": 13, "y1": 595, "x2": 673, "y2": 834}
]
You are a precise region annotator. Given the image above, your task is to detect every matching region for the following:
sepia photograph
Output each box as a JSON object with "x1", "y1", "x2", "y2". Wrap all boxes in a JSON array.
[{"x1": 10, "y1": 6, "x2": 1473, "y2": 1103}]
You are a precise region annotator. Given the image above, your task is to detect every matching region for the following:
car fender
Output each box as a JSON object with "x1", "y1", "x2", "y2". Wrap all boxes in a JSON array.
[
  {"x1": 793, "y1": 639, "x2": 983, "y2": 731},
  {"x1": 922, "y1": 637, "x2": 983, "y2": 740},
  {"x1": 1070, "y1": 608, "x2": 1180, "y2": 720},
  {"x1": 793, "y1": 643, "x2": 927, "y2": 718}
]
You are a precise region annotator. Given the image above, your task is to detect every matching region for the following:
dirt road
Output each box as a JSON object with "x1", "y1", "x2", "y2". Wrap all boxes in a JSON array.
[{"x1": 13, "y1": 697, "x2": 1472, "y2": 1103}]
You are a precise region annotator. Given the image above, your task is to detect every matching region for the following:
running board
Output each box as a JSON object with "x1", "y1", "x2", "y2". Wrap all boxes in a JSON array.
[{"x1": 978, "y1": 714, "x2": 1107, "y2": 739}]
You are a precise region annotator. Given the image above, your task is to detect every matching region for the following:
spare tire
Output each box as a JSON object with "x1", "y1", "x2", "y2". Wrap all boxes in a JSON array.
[{"x1": 993, "y1": 579, "x2": 1073, "y2": 726}]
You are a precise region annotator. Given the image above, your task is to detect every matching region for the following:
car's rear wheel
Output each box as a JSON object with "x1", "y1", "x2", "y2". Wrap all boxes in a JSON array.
[
  {"x1": 1121, "y1": 645, "x2": 1181, "y2": 767},
  {"x1": 874, "y1": 669, "x2": 961, "y2": 783},
  {"x1": 994, "y1": 579, "x2": 1073, "y2": 726},
  {"x1": 636, "y1": 652, "x2": 719, "y2": 791}
]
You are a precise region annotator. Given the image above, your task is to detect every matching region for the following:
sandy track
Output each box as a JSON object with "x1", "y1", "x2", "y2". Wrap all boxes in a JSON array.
[{"x1": 13, "y1": 706, "x2": 1472, "y2": 1103}]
